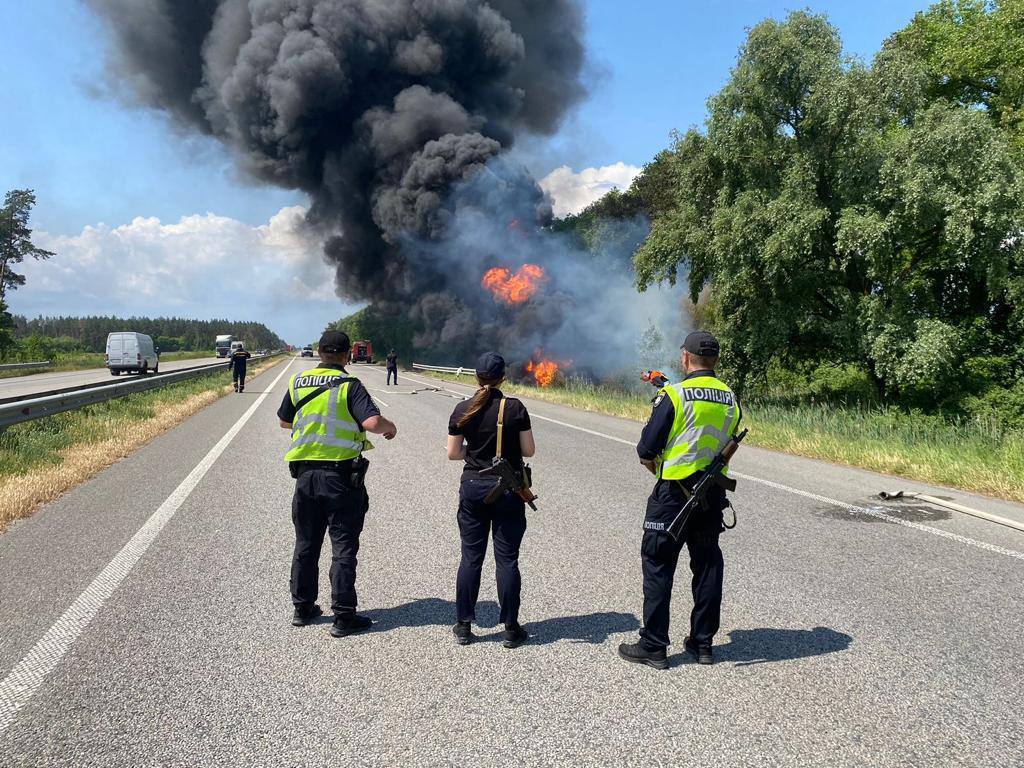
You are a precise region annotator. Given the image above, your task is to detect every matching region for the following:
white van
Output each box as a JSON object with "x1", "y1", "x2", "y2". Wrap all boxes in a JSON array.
[{"x1": 106, "y1": 332, "x2": 159, "y2": 375}]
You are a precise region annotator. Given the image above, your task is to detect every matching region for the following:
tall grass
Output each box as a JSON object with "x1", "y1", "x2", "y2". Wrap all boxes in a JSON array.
[{"x1": 420, "y1": 371, "x2": 1024, "y2": 502}]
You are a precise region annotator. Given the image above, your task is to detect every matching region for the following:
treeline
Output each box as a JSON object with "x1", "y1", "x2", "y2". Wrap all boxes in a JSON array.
[
  {"x1": 325, "y1": 306, "x2": 415, "y2": 362},
  {"x1": 559, "y1": 2, "x2": 1024, "y2": 428},
  {"x1": 11, "y1": 316, "x2": 286, "y2": 354}
]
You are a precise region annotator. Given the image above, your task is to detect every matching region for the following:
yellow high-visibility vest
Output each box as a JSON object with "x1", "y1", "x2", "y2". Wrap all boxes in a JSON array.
[
  {"x1": 659, "y1": 375, "x2": 741, "y2": 480},
  {"x1": 284, "y1": 368, "x2": 372, "y2": 463}
]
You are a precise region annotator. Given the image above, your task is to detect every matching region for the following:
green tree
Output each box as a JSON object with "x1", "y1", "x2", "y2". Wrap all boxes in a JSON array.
[
  {"x1": 0, "y1": 190, "x2": 54, "y2": 303},
  {"x1": 880, "y1": 0, "x2": 1024, "y2": 151},
  {"x1": 631, "y1": 10, "x2": 1023, "y2": 401}
]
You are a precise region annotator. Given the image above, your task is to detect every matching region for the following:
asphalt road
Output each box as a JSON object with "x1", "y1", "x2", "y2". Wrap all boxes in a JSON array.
[
  {"x1": 0, "y1": 357, "x2": 225, "y2": 400},
  {"x1": 1, "y1": 358, "x2": 1022, "y2": 767}
]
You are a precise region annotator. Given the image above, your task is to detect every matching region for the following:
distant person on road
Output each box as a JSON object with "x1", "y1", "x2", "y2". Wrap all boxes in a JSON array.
[
  {"x1": 386, "y1": 349, "x2": 398, "y2": 385},
  {"x1": 278, "y1": 330, "x2": 397, "y2": 639},
  {"x1": 446, "y1": 352, "x2": 535, "y2": 649},
  {"x1": 227, "y1": 344, "x2": 251, "y2": 392},
  {"x1": 619, "y1": 331, "x2": 742, "y2": 669}
]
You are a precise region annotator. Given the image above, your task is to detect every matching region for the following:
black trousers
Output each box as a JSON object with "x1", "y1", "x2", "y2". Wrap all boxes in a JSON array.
[
  {"x1": 231, "y1": 368, "x2": 246, "y2": 388},
  {"x1": 386, "y1": 367, "x2": 398, "y2": 385},
  {"x1": 290, "y1": 468, "x2": 368, "y2": 615},
  {"x1": 639, "y1": 479, "x2": 725, "y2": 650},
  {"x1": 456, "y1": 477, "x2": 527, "y2": 626}
]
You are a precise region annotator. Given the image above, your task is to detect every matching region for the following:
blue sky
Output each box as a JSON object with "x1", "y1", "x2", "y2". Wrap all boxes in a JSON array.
[{"x1": 0, "y1": 0, "x2": 928, "y2": 343}]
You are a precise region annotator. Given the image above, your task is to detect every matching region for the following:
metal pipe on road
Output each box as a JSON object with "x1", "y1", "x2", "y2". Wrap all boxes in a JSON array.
[{"x1": 879, "y1": 490, "x2": 1024, "y2": 533}]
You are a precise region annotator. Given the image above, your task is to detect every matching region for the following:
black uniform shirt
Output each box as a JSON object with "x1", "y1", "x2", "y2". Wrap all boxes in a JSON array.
[
  {"x1": 277, "y1": 365, "x2": 380, "y2": 426},
  {"x1": 228, "y1": 349, "x2": 251, "y2": 373},
  {"x1": 386, "y1": 353, "x2": 397, "y2": 369},
  {"x1": 449, "y1": 389, "x2": 531, "y2": 474}
]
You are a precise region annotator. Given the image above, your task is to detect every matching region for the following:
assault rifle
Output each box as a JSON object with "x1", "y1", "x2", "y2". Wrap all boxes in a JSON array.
[
  {"x1": 666, "y1": 428, "x2": 748, "y2": 541},
  {"x1": 481, "y1": 457, "x2": 538, "y2": 511}
]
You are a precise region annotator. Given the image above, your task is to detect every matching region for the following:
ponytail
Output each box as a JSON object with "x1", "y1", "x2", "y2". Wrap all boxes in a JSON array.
[{"x1": 456, "y1": 375, "x2": 503, "y2": 429}]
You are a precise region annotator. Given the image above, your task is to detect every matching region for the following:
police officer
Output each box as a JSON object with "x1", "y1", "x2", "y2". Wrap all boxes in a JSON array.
[
  {"x1": 618, "y1": 331, "x2": 742, "y2": 669},
  {"x1": 386, "y1": 349, "x2": 399, "y2": 385},
  {"x1": 277, "y1": 330, "x2": 398, "y2": 638},
  {"x1": 446, "y1": 352, "x2": 535, "y2": 648},
  {"x1": 227, "y1": 343, "x2": 251, "y2": 392}
]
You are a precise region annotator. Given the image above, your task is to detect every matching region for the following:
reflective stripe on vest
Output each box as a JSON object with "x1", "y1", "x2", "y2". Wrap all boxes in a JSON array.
[
  {"x1": 284, "y1": 368, "x2": 372, "y2": 463},
  {"x1": 659, "y1": 376, "x2": 741, "y2": 480}
]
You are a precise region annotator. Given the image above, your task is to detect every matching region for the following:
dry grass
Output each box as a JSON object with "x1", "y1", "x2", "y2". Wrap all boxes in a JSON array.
[{"x1": 0, "y1": 357, "x2": 284, "y2": 530}]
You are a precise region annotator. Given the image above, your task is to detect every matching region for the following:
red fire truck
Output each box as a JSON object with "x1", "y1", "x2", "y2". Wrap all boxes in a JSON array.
[{"x1": 350, "y1": 340, "x2": 374, "y2": 364}]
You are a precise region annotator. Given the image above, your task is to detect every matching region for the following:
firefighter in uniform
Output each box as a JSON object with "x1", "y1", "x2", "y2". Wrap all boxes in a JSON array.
[
  {"x1": 277, "y1": 330, "x2": 397, "y2": 638},
  {"x1": 618, "y1": 331, "x2": 742, "y2": 669}
]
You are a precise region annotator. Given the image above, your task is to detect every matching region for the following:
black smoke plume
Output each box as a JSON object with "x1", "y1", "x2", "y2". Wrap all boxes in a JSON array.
[{"x1": 91, "y1": 0, "x2": 684, "y2": 373}]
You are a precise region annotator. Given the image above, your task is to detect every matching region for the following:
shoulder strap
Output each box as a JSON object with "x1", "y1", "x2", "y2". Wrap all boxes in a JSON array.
[
  {"x1": 495, "y1": 397, "x2": 507, "y2": 459},
  {"x1": 293, "y1": 376, "x2": 356, "y2": 413}
]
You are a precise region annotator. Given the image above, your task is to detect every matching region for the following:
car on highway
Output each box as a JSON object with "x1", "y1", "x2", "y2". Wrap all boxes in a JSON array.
[
  {"x1": 105, "y1": 332, "x2": 159, "y2": 375},
  {"x1": 301, "y1": 345, "x2": 314, "y2": 357}
]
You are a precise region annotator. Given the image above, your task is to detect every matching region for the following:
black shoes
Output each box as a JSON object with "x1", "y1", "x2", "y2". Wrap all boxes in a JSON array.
[
  {"x1": 503, "y1": 624, "x2": 530, "y2": 649},
  {"x1": 684, "y1": 636, "x2": 714, "y2": 665},
  {"x1": 617, "y1": 641, "x2": 669, "y2": 670},
  {"x1": 232, "y1": 383, "x2": 238, "y2": 392},
  {"x1": 291, "y1": 603, "x2": 323, "y2": 626},
  {"x1": 330, "y1": 613, "x2": 373, "y2": 638},
  {"x1": 453, "y1": 621, "x2": 475, "y2": 646}
]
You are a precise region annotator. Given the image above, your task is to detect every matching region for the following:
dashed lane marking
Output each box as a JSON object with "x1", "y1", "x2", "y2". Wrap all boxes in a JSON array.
[{"x1": 0, "y1": 359, "x2": 296, "y2": 735}]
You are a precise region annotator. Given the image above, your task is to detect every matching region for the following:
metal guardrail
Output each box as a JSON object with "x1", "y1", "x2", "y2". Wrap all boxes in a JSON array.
[
  {"x1": 0, "y1": 360, "x2": 51, "y2": 371},
  {"x1": 412, "y1": 363, "x2": 474, "y2": 376},
  {"x1": 0, "y1": 352, "x2": 284, "y2": 429}
]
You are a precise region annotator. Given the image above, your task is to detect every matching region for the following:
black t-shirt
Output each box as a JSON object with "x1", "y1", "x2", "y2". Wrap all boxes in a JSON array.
[
  {"x1": 277, "y1": 366, "x2": 380, "y2": 426},
  {"x1": 386, "y1": 353, "x2": 397, "y2": 368},
  {"x1": 448, "y1": 389, "x2": 531, "y2": 474}
]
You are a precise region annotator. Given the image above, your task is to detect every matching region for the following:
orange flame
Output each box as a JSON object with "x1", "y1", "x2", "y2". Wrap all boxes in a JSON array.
[
  {"x1": 525, "y1": 358, "x2": 560, "y2": 387},
  {"x1": 481, "y1": 264, "x2": 546, "y2": 305}
]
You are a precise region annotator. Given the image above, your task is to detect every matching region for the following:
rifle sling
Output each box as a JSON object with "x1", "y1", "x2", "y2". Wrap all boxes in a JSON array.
[
  {"x1": 293, "y1": 376, "x2": 356, "y2": 413},
  {"x1": 495, "y1": 396, "x2": 506, "y2": 459}
]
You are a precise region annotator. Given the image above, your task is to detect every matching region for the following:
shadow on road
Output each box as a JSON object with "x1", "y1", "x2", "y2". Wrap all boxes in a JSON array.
[
  {"x1": 706, "y1": 626, "x2": 853, "y2": 667},
  {"x1": 364, "y1": 597, "x2": 639, "y2": 645}
]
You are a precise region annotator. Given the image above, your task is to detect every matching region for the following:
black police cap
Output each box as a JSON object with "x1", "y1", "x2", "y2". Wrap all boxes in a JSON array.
[
  {"x1": 475, "y1": 351, "x2": 506, "y2": 380},
  {"x1": 319, "y1": 330, "x2": 350, "y2": 353},
  {"x1": 682, "y1": 331, "x2": 721, "y2": 357}
]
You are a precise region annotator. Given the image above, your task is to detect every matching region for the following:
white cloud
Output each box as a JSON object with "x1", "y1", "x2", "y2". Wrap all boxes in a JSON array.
[
  {"x1": 14, "y1": 206, "x2": 357, "y2": 344},
  {"x1": 538, "y1": 162, "x2": 642, "y2": 218}
]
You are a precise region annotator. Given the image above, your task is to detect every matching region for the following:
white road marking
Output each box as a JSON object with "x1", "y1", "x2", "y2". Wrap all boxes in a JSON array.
[
  {"x1": 401, "y1": 370, "x2": 1024, "y2": 561},
  {"x1": 0, "y1": 359, "x2": 295, "y2": 735},
  {"x1": 370, "y1": 391, "x2": 390, "y2": 407},
  {"x1": 530, "y1": 413, "x2": 635, "y2": 446},
  {"x1": 731, "y1": 472, "x2": 1024, "y2": 562}
]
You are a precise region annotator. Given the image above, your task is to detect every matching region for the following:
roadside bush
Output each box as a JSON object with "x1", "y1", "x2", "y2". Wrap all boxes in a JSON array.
[
  {"x1": 806, "y1": 362, "x2": 878, "y2": 404},
  {"x1": 962, "y1": 382, "x2": 1024, "y2": 431},
  {"x1": 872, "y1": 319, "x2": 961, "y2": 406}
]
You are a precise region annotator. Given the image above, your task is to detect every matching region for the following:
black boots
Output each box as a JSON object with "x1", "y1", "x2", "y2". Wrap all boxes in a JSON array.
[
  {"x1": 329, "y1": 613, "x2": 373, "y2": 638},
  {"x1": 452, "y1": 621, "x2": 475, "y2": 645},
  {"x1": 617, "y1": 641, "x2": 669, "y2": 670},
  {"x1": 684, "y1": 636, "x2": 714, "y2": 665},
  {"x1": 291, "y1": 603, "x2": 323, "y2": 626},
  {"x1": 503, "y1": 624, "x2": 529, "y2": 649}
]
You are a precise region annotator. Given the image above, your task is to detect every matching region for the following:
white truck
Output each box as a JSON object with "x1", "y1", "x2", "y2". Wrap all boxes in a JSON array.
[
  {"x1": 215, "y1": 334, "x2": 233, "y2": 358},
  {"x1": 106, "y1": 332, "x2": 159, "y2": 376}
]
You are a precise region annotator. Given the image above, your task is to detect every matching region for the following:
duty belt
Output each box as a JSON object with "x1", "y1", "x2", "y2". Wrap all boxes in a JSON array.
[{"x1": 290, "y1": 459, "x2": 354, "y2": 473}]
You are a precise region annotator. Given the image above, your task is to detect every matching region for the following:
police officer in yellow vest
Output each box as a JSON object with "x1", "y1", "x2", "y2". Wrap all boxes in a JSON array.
[
  {"x1": 277, "y1": 330, "x2": 397, "y2": 638},
  {"x1": 619, "y1": 331, "x2": 742, "y2": 669}
]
